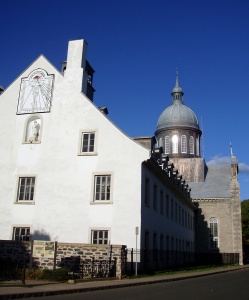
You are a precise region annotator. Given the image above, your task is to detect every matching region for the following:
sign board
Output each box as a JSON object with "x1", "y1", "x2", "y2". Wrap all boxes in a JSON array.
[{"x1": 33, "y1": 241, "x2": 55, "y2": 258}]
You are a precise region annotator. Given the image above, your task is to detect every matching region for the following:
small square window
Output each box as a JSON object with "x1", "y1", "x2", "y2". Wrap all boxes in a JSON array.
[
  {"x1": 17, "y1": 177, "x2": 35, "y2": 202},
  {"x1": 13, "y1": 227, "x2": 30, "y2": 241},
  {"x1": 91, "y1": 230, "x2": 109, "y2": 244}
]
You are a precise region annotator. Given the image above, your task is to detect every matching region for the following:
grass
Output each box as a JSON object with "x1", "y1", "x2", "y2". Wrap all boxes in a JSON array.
[{"x1": 128, "y1": 264, "x2": 239, "y2": 279}]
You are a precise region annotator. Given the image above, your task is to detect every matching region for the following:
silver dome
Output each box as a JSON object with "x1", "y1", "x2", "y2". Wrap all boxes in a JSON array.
[{"x1": 157, "y1": 100, "x2": 199, "y2": 130}]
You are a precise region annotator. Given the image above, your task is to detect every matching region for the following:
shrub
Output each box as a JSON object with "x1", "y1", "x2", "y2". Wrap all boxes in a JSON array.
[{"x1": 25, "y1": 268, "x2": 69, "y2": 281}]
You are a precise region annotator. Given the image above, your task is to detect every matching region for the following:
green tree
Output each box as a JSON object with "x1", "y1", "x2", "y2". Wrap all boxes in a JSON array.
[{"x1": 241, "y1": 199, "x2": 249, "y2": 252}]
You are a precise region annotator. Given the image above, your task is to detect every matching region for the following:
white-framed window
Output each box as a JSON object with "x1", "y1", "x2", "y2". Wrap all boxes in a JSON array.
[
  {"x1": 17, "y1": 177, "x2": 35, "y2": 202},
  {"x1": 181, "y1": 135, "x2": 187, "y2": 153},
  {"x1": 158, "y1": 137, "x2": 163, "y2": 147},
  {"x1": 92, "y1": 174, "x2": 112, "y2": 203},
  {"x1": 189, "y1": 136, "x2": 194, "y2": 154},
  {"x1": 165, "y1": 136, "x2": 170, "y2": 154},
  {"x1": 209, "y1": 218, "x2": 219, "y2": 249},
  {"x1": 91, "y1": 230, "x2": 109, "y2": 244},
  {"x1": 12, "y1": 227, "x2": 30, "y2": 241},
  {"x1": 78, "y1": 130, "x2": 97, "y2": 155},
  {"x1": 172, "y1": 135, "x2": 178, "y2": 153}
]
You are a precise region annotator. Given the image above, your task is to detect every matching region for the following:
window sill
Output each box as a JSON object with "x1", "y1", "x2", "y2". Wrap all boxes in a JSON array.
[
  {"x1": 90, "y1": 201, "x2": 113, "y2": 205},
  {"x1": 78, "y1": 152, "x2": 98, "y2": 156},
  {"x1": 14, "y1": 201, "x2": 35, "y2": 205}
]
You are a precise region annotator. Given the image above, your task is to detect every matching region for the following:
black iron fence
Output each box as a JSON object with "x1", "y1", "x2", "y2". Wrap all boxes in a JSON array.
[
  {"x1": 60, "y1": 256, "x2": 117, "y2": 279},
  {"x1": 126, "y1": 249, "x2": 239, "y2": 274},
  {"x1": 0, "y1": 258, "x2": 26, "y2": 283}
]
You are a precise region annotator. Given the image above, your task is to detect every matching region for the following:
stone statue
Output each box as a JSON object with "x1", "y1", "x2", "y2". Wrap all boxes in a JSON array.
[{"x1": 29, "y1": 120, "x2": 40, "y2": 143}]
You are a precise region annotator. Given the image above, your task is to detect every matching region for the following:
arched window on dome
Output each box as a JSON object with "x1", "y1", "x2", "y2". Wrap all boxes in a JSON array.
[
  {"x1": 172, "y1": 135, "x2": 178, "y2": 153},
  {"x1": 209, "y1": 218, "x2": 218, "y2": 249},
  {"x1": 189, "y1": 136, "x2": 194, "y2": 154},
  {"x1": 158, "y1": 137, "x2": 163, "y2": 147},
  {"x1": 165, "y1": 136, "x2": 170, "y2": 154},
  {"x1": 196, "y1": 137, "x2": 200, "y2": 156},
  {"x1": 181, "y1": 135, "x2": 187, "y2": 153}
]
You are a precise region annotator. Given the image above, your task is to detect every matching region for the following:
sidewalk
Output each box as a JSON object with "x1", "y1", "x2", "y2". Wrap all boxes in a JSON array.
[{"x1": 1, "y1": 265, "x2": 249, "y2": 300}]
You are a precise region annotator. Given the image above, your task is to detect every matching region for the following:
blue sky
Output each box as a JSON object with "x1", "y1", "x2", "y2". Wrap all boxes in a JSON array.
[{"x1": 1, "y1": 0, "x2": 249, "y2": 200}]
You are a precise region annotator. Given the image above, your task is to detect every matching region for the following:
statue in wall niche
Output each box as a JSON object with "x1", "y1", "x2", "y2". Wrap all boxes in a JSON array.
[{"x1": 29, "y1": 120, "x2": 40, "y2": 143}]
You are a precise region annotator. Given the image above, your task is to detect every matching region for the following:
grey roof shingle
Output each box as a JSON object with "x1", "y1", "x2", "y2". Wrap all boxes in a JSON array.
[{"x1": 189, "y1": 163, "x2": 231, "y2": 199}]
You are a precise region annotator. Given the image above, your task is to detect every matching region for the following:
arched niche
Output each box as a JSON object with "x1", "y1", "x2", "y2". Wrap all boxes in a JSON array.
[{"x1": 24, "y1": 115, "x2": 42, "y2": 143}]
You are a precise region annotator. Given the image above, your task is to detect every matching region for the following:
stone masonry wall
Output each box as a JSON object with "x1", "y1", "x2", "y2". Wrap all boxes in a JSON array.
[{"x1": 0, "y1": 241, "x2": 126, "y2": 278}]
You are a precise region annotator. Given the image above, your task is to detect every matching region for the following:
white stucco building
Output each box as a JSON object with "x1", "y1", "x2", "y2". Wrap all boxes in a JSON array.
[{"x1": 0, "y1": 40, "x2": 195, "y2": 256}]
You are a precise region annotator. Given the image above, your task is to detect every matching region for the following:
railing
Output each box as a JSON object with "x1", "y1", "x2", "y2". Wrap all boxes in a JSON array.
[
  {"x1": 60, "y1": 256, "x2": 117, "y2": 279},
  {"x1": 126, "y1": 249, "x2": 240, "y2": 274},
  {"x1": 0, "y1": 258, "x2": 26, "y2": 284}
]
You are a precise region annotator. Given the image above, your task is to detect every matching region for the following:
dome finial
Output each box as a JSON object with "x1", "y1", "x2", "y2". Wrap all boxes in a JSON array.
[
  {"x1": 171, "y1": 68, "x2": 184, "y2": 99},
  {"x1": 175, "y1": 68, "x2": 179, "y2": 88}
]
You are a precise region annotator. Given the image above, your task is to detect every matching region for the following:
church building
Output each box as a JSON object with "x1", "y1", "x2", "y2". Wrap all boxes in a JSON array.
[
  {"x1": 0, "y1": 39, "x2": 243, "y2": 267},
  {"x1": 152, "y1": 73, "x2": 242, "y2": 262}
]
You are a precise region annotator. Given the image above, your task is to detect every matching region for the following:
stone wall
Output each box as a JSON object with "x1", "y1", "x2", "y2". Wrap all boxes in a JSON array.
[{"x1": 0, "y1": 240, "x2": 126, "y2": 279}]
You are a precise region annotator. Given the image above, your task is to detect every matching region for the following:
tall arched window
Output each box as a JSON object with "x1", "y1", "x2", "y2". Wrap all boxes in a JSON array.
[
  {"x1": 172, "y1": 135, "x2": 178, "y2": 153},
  {"x1": 209, "y1": 218, "x2": 218, "y2": 249},
  {"x1": 189, "y1": 136, "x2": 194, "y2": 154},
  {"x1": 165, "y1": 136, "x2": 170, "y2": 154},
  {"x1": 158, "y1": 137, "x2": 163, "y2": 147},
  {"x1": 196, "y1": 137, "x2": 200, "y2": 156},
  {"x1": 181, "y1": 135, "x2": 187, "y2": 153}
]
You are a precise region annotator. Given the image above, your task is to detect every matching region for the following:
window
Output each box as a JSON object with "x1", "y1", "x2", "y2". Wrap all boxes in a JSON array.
[
  {"x1": 165, "y1": 136, "x2": 170, "y2": 154},
  {"x1": 82, "y1": 132, "x2": 95, "y2": 153},
  {"x1": 196, "y1": 137, "x2": 200, "y2": 156},
  {"x1": 181, "y1": 135, "x2": 187, "y2": 153},
  {"x1": 160, "y1": 234, "x2": 164, "y2": 260},
  {"x1": 78, "y1": 130, "x2": 97, "y2": 155},
  {"x1": 158, "y1": 137, "x2": 163, "y2": 147},
  {"x1": 171, "y1": 198, "x2": 174, "y2": 220},
  {"x1": 13, "y1": 227, "x2": 30, "y2": 241},
  {"x1": 160, "y1": 190, "x2": 164, "y2": 215},
  {"x1": 209, "y1": 218, "x2": 218, "y2": 248},
  {"x1": 153, "y1": 184, "x2": 157, "y2": 211},
  {"x1": 17, "y1": 177, "x2": 35, "y2": 202},
  {"x1": 91, "y1": 230, "x2": 109, "y2": 244},
  {"x1": 145, "y1": 231, "x2": 150, "y2": 250},
  {"x1": 179, "y1": 206, "x2": 181, "y2": 224},
  {"x1": 172, "y1": 135, "x2": 178, "y2": 153},
  {"x1": 189, "y1": 136, "x2": 194, "y2": 154},
  {"x1": 166, "y1": 194, "x2": 169, "y2": 218},
  {"x1": 145, "y1": 178, "x2": 150, "y2": 207},
  {"x1": 153, "y1": 233, "x2": 157, "y2": 261},
  {"x1": 94, "y1": 175, "x2": 111, "y2": 201}
]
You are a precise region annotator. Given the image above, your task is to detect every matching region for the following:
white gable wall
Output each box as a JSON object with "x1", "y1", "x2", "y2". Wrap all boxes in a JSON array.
[{"x1": 0, "y1": 40, "x2": 149, "y2": 249}]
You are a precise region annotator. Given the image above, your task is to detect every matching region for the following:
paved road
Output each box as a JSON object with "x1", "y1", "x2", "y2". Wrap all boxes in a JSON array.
[{"x1": 20, "y1": 268, "x2": 249, "y2": 300}]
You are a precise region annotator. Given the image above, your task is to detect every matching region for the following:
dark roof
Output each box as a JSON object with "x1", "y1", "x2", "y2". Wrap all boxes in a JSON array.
[{"x1": 189, "y1": 163, "x2": 231, "y2": 198}]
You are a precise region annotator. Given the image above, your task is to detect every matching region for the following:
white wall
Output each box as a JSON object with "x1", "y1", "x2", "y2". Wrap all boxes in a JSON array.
[{"x1": 0, "y1": 40, "x2": 149, "y2": 249}]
